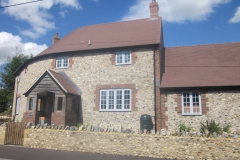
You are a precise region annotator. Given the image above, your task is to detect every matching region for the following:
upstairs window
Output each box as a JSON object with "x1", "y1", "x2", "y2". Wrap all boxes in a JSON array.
[
  {"x1": 56, "y1": 57, "x2": 69, "y2": 68},
  {"x1": 100, "y1": 89, "x2": 131, "y2": 111},
  {"x1": 116, "y1": 51, "x2": 131, "y2": 65},
  {"x1": 182, "y1": 92, "x2": 202, "y2": 115}
]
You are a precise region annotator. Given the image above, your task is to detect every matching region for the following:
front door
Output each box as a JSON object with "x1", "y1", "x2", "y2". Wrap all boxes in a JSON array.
[{"x1": 36, "y1": 92, "x2": 55, "y2": 125}]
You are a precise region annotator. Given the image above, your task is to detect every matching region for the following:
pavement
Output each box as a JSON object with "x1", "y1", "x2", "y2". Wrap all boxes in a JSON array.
[{"x1": 0, "y1": 145, "x2": 172, "y2": 160}]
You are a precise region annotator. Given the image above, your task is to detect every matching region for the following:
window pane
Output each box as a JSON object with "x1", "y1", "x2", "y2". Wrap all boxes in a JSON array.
[
  {"x1": 124, "y1": 90, "x2": 130, "y2": 109},
  {"x1": 29, "y1": 98, "x2": 33, "y2": 110},
  {"x1": 101, "y1": 91, "x2": 107, "y2": 109},
  {"x1": 108, "y1": 91, "x2": 114, "y2": 109},
  {"x1": 116, "y1": 90, "x2": 122, "y2": 109},
  {"x1": 117, "y1": 53, "x2": 122, "y2": 64},
  {"x1": 63, "y1": 57, "x2": 68, "y2": 67},
  {"x1": 124, "y1": 52, "x2": 131, "y2": 63},
  {"x1": 57, "y1": 59, "x2": 62, "y2": 68},
  {"x1": 57, "y1": 97, "x2": 63, "y2": 110}
]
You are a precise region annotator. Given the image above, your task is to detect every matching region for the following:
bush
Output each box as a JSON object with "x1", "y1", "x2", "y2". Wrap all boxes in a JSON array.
[
  {"x1": 200, "y1": 120, "x2": 223, "y2": 137},
  {"x1": 223, "y1": 124, "x2": 231, "y2": 133},
  {"x1": 178, "y1": 123, "x2": 192, "y2": 133}
]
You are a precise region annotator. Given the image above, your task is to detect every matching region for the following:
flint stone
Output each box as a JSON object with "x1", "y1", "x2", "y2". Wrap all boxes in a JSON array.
[
  {"x1": 181, "y1": 131, "x2": 186, "y2": 137},
  {"x1": 36, "y1": 124, "x2": 41, "y2": 129},
  {"x1": 31, "y1": 125, "x2": 35, "y2": 129},
  {"x1": 161, "y1": 129, "x2": 167, "y2": 136},
  {"x1": 58, "y1": 125, "x2": 62, "y2": 130},
  {"x1": 65, "y1": 125, "x2": 70, "y2": 130},
  {"x1": 51, "y1": 124, "x2": 55, "y2": 129},
  {"x1": 197, "y1": 132, "x2": 202, "y2": 137},
  {"x1": 126, "y1": 129, "x2": 131, "y2": 134},
  {"x1": 151, "y1": 130, "x2": 155, "y2": 134},
  {"x1": 78, "y1": 125, "x2": 83, "y2": 131},
  {"x1": 26, "y1": 122, "x2": 32, "y2": 129},
  {"x1": 70, "y1": 126, "x2": 75, "y2": 131},
  {"x1": 233, "y1": 132, "x2": 238, "y2": 139},
  {"x1": 144, "y1": 129, "x2": 147, "y2": 134},
  {"x1": 1, "y1": 122, "x2": 8, "y2": 127},
  {"x1": 223, "y1": 132, "x2": 228, "y2": 138},
  {"x1": 94, "y1": 126, "x2": 100, "y2": 132},
  {"x1": 213, "y1": 132, "x2": 217, "y2": 138}
]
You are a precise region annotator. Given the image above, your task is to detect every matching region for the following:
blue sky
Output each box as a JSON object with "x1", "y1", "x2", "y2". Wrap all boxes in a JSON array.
[{"x1": 0, "y1": 0, "x2": 240, "y2": 65}]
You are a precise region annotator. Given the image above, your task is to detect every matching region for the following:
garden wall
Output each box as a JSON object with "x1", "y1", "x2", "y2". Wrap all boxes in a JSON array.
[{"x1": 23, "y1": 129, "x2": 240, "y2": 160}]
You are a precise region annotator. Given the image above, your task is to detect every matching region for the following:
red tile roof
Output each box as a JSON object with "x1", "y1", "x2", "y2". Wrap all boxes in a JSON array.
[
  {"x1": 48, "y1": 70, "x2": 79, "y2": 95},
  {"x1": 37, "y1": 18, "x2": 162, "y2": 56},
  {"x1": 161, "y1": 43, "x2": 240, "y2": 88}
]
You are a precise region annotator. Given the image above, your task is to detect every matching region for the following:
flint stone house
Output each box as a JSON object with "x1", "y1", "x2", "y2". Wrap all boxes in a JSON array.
[{"x1": 13, "y1": 0, "x2": 240, "y2": 132}]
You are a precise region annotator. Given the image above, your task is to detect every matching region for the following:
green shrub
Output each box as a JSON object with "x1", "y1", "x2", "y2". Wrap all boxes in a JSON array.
[
  {"x1": 223, "y1": 124, "x2": 231, "y2": 133},
  {"x1": 200, "y1": 120, "x2": 222, "y2": 137},
  {"x1": 178, "y1": 123, "x2": 192, "y2": 133}
]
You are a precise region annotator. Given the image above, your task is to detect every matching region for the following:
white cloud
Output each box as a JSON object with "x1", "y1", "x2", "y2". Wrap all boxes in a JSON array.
[
  {"x1": 229, "y1": 6, "x2": 240, "y2": 23},
  {"x1": 1, "y1": 0, "x2": 81, "y2": 39},
  {"x1": 59, "y1": 10, "x2": 68, "y2": 18},
  {"x1": 121, "y1": 0, "x2": 231, "y2": 23},
  {"x1": 0, "y1": 32, "x2": 48, "y2": 65}
]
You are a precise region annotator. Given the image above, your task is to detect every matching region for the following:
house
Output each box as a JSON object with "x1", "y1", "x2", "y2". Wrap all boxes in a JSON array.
[{"x1": 12, "y1": 0, "x2": 240, "y2": 132}]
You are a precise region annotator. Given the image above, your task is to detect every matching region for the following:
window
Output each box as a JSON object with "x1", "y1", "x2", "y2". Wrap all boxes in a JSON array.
[
  {"x1": 100, "y1": 89, "x2": 131, "y2": 111},
  {"x1": 57, "y1": 97, "x2": 63, "y2": 110},
  {"x1": 182, "y1": 92, "x2": 202, "y2": 115},
  {"x1": 116, "y1": 51, "x2": 131, "y2": 65},
  {"x1": 28, "y1": 97, "x2": 34, "y2": 110},
  {"x1": 56, "y1": 57, "x2": 69, "y2": 68},
  {"x1": 15, "y1": 97, "x2": 20, "y2": 115}
]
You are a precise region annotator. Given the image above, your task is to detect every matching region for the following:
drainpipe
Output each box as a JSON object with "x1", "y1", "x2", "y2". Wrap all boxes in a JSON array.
[{"x1": 153, "y1": 45, "x2": 157, "y2": 133}]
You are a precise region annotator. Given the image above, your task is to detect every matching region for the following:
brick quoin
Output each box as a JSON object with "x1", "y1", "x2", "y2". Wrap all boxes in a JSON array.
[{"x1": 94, "y1": 84, "x2": 138, "y2": 111}]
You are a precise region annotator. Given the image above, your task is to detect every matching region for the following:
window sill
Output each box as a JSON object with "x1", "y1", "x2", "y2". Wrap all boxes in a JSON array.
[
  {"x1": 99, "y1": 110, "x2": 131, "y2": 112},
  {"x1": 182, "y1": 113, "x2": 202, "y2": 116},
  {"x1": 115, "y1": 63, "x2": 132, "y2": 66}
]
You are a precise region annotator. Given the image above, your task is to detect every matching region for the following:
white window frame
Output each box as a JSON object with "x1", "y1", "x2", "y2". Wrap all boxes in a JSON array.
[
  {"x1": 181, "y1": 92, "x2": 202, "y2": 116},
  {"x1": 56, "y1": 56, "x2": 69, "y2": 68},
  {"x1": 16, "y1": 97, "x2": 20, "y2": 115},
  {"x1": 100, "y1": 89, "x2": 131, "y2": 111},
  {"x1": 116, "y1": 51, "x2": 132, "y2": 65}
]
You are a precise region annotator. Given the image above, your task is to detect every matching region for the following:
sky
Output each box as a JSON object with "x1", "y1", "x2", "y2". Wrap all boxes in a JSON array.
[{"x1": 0, "y1": 0, "x2": 239, "y2": 66}]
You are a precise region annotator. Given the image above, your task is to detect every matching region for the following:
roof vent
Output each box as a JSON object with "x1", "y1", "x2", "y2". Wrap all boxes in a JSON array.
[
  {"x1": 52, "y1": 33, "x2": 60, "y2": 45},
  {"x1": 149, "y1": 0, "x2": 159, "y2": 19},
  {"x1": 88, "y1": 40, "x2": 91, "y2": 46}
]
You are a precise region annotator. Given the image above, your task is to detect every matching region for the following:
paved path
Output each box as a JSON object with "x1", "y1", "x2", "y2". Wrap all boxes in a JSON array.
[{"x1": 0, "y1": 145, "x2": 172, "y2": 160}]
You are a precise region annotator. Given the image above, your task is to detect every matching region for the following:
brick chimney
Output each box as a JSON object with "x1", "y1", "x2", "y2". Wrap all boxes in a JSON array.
[
  {"x1": 52, "y1": 33, "x2": 60, "y2": 44},
  {"x1": 149, "y1": 0, "x2": 159, "y2": 19}
]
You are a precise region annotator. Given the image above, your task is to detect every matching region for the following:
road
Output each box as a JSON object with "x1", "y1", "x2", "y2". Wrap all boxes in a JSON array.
[{"x1": 0, "y1": 145, "x2": 172, "y2": 160}]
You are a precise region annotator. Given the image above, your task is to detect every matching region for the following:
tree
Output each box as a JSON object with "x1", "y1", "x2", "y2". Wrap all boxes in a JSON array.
[
  {"x1": 0, "y1": 89, "x2": 9, "y2": 113},
  {"x1": 0, "y1": 49, "x2": 30, "y2": 112}
]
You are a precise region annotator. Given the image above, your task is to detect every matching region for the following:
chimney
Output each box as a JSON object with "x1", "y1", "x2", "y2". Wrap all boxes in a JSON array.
[
  {"x1": 52, "y1": 33, "x2": 60, "y2": 44},
  {"x1": 149, "y1": 0, "x2": 159, "y2": 19}
]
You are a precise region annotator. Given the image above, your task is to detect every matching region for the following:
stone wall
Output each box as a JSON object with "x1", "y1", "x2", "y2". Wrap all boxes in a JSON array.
[
  {"x1": 164, "y1": 90, "x2": 240, "y2": 132},
  {"x1": 14, "y1": 49, "x2": 155, "y2": 130},
  {"x1": 0, "y1": 127, "x2": 6, "y2": 145},
  {"x1": 23, "y1": 129, "x2": 240, "y2": 160}
]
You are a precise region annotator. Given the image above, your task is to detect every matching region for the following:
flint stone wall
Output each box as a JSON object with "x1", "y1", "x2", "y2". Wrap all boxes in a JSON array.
[
  {"x1": 24, "y1": 129, "x2": 240, "y2": 160},
  {"x1": 0, "y1": 127, "x2": 6, "y2": 145},
  {"x1": 165, "y1": 90, "x2": 240, "y2": 132},
  {"x1": 14, "y1": 49, "x2": 155, "y2": 130}
]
